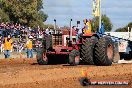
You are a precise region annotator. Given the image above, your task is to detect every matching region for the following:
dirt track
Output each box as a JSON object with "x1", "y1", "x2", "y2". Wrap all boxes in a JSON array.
[{"x1": 0, "y1": 59, "x2": 132, "y2": 88}]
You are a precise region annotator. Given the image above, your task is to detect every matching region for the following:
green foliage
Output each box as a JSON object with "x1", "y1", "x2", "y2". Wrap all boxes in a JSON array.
[
  {"x1": 0, "y1": 9, "x2": 10, "y2": 22},
  {"x1": 116, "y1": 22, "x2": 132, "y2": 32},
  {"x1": 29, "y1": 20, "x2": 45, "y2": 29},
  {"x1": 37, "y1": 0, "x2": 43, "y2": 10},
  {"x1": 38, "y1": 11, "x2": 48, "y2": 22},
  {"x1": 0, "y1": 0, "x2": 48, "y2": 28},
  {"x1": 92, "y1": 14, "x2": 113, "y2": 32},
  {"x1": 46, "y1": 24, "x2": 54, "y2": 29}
]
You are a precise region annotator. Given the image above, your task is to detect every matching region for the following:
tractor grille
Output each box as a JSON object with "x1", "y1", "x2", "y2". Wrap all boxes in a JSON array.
[{"x1": 52, "y1": 34, "x2": 62, "y2": 46}]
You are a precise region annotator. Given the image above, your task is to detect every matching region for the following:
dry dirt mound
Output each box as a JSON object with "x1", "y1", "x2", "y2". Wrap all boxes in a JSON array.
[{"x1": 0, "y1": 59, "x2": 132, "y2": 88}]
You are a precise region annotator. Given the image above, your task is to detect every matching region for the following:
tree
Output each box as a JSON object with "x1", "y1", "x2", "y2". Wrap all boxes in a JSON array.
[
  {"x1": 0, "y1": 9, "x2": 10, "y2": 22},
  {"x1": 116, "y1": 22, "x2": 132, "y2": 32},
  {"x1": 92, "y1": 14, "x2": 113, "y2": 32},
  {"x1": 0, "y1": 0, "x2": 48, "y2": 28}
]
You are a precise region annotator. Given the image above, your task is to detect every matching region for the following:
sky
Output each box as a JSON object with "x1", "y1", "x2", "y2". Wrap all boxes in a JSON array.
[{"x1": 42, "y1": 0, "x2": 132, "y2": 31}]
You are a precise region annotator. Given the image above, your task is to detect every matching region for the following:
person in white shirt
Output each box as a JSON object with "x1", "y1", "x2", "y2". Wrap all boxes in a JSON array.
[
  {"x1": 76, "y1": 21, "x2": 82, "y2": 43},
  {"x1": 45, "y1": 27, "x2": 49, "y2": 35}
]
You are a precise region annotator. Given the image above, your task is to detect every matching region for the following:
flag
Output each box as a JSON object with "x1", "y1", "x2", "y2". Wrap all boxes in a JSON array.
[
  {"x1": 92, "y1": 0, "x2": 96, "y2": 16},
  {"x1": 92, "y1": 0, "x2": 100, "y2": 16}
]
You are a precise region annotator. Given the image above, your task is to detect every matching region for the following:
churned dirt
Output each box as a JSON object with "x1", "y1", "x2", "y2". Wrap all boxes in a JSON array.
[{"x1": 0, "y1": 58, "x2": 132, "y2": 88}]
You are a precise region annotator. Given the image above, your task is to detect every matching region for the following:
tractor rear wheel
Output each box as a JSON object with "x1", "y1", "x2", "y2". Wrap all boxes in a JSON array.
[
  {"x1": 81, "y1": 38, "x2": 94, "y2": 65},
  {"x1": 69, "y1": 50, "x2": 80, "y2": 66},
  {"x1": 37, "y1": 49, "x2": 48, "y2": 65},
  {"x1": 94, "y1": 37, "x2": 114, "y2": 66}
]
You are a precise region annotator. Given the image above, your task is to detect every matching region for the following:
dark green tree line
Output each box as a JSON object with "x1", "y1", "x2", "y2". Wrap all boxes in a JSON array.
[
  {"x1": 0, "y1": 0, "x2": 48, "y2": 28},
  {"x1": 0, "y1": 9, "x2": 10, "y2": 22},
  {"x1": 92, "y1": 14, "x2": 113, "y2": 32},
  {"x1": 116, "y1": 22, "x2": 132, "y2": 32}
]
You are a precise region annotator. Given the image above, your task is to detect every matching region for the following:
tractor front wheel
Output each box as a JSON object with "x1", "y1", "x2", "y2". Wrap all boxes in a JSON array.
[
  {"x1": 37, "y1": 49, "x2": 48, "y2": 65},
  {"x1": 69, "y1": 50, "x2": 80, "y2": 66}
]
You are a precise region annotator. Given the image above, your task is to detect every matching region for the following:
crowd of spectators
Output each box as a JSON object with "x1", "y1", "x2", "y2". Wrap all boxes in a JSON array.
[{"x1": 0, "y1": 22, "x2": 46, "y2": 53}]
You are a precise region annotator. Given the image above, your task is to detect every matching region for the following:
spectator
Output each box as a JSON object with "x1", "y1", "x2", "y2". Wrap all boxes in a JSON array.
[
  {"x1": 45, "y1": 27, "x2": 49, "y2": 35},
  {"x1": 10, "y1": 23, "x2": 15, "y2": 36},
  {"x1": 3, "y1": 35, "x2": 13, "y2": 58},
  {"x1": 76, "y1": 21, "x2": 82, "y2": 42},
  {"x1": 0, "y1": 21, "x2": 43, "y2": 55},
  {"x1": 26, "y1": 36, "x2": 33, "y2": 58},
  {"x1": 0, "y1": 36, "x2": 2, "y2": 53},
  {"x1": 0, "y1": 22, "x2": 5, "y2": 37},
  {"x1": 0, "y1": 22, "x2": 5, "y2": 29},
  {"x1": 13, "y1": 41, "x2": 17, "y2": 52}
]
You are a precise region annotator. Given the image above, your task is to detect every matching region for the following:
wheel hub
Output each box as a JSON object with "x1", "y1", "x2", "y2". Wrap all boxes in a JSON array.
[
  {"x1": 75, "y1": 56, "x2": 80, "y2": 63},
  {"x1": 107, "y1": 44, "x2": 113, "y2": 60},
  {"x1": 43, "y1": 53, "x2": 47, "y2": 61}
]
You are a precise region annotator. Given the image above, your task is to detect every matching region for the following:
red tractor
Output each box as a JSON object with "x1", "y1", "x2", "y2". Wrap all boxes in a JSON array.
[
  {"x1": 37, "y1": 20, "x2": 114, "y2": 66},
  {"x1": 37, "y1": 27, "x2": 80, "y2": 65}
]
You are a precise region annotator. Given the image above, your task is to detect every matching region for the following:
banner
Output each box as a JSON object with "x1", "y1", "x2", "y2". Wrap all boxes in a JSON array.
[{"x1": 92, "y1": 0, "x2": 100, "y2": 16}]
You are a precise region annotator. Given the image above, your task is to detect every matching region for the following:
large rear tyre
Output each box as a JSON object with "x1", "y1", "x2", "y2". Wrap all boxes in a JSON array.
[
  {"x1": 37, "y1": 49, "x2": 48, "y2": 65},
  {"x1": 81, "y1": 38, "x2": 94, "y2": 65},
  {"x1": 94, "y1": 37, "x2": 114, "y2": 66},
  {"x1": 69, "y1": 50, "x2": 80, "y2": 66}
]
